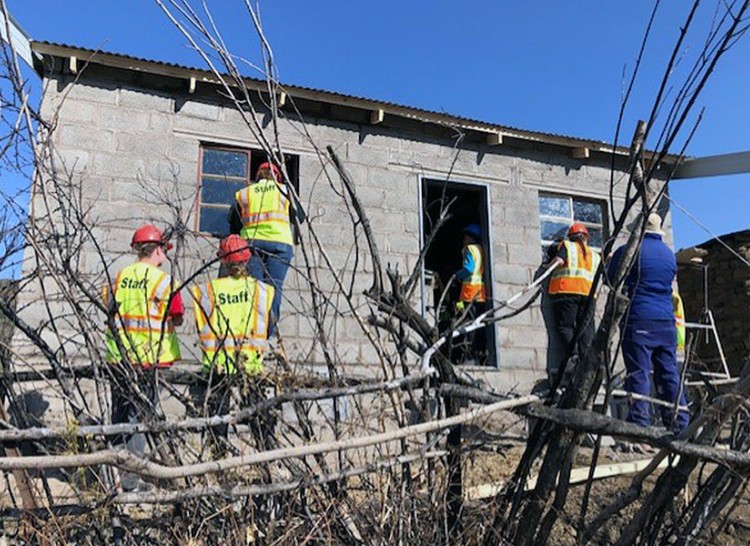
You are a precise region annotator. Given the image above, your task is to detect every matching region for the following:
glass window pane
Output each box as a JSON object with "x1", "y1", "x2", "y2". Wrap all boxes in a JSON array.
[
  {"x1": 541, "y1": 220, "x2": 570, "y2": 242},
  {"x1": 574, "y1": 200, "x2": 603, "y2": 223},
  {"x1": 201, "y1": 177, "x2": 246, "y2": 205},
  {"x1": 539, "y1": 195, "x2": 571, "y2": 218},
  {"x1": 202, "y1": 149, "x2": 248, "y2": 178},
  {"x1": 588, "y1": 227, "x2": 604, "y2": 248},
  {"x1": 199, "y1": 206, "x2": 231, "y2": 236}
]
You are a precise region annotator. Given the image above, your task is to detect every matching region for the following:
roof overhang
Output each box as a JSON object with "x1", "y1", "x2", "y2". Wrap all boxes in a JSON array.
[{"x1": 30, "y1": 41, "x2": 678, "y2": 164}]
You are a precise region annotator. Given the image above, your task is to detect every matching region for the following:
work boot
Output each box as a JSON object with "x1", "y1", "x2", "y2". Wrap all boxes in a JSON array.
[{"x1": 531, "y1": 378, "x2": 551, "y2": 396}]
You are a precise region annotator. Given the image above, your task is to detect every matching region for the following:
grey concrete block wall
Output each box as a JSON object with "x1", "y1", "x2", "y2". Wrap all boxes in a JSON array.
[{"x1": 14, "y1": 72, "x2": 658, "y2": 395}]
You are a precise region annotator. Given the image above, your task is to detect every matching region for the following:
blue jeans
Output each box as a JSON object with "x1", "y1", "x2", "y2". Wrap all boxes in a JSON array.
[
  {"x1": 622, "y1": 319, "x2": 689, "y2": 433},
  {"x1": 247, "y1": 240, "x2": 293, "y2": 336}
]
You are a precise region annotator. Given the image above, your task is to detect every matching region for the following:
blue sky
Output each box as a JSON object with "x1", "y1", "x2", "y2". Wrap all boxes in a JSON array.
[{"x1": 5, "y1": 0, "x2": 750, "y2": 251}]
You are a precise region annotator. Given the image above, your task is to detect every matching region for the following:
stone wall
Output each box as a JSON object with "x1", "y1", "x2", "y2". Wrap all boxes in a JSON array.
[
  {"x1": 13, "y1": 65, "x2": 651, "y2": 394},
  {"x1": 677, "y1": 230, "x2": 750, "y2": 375}
]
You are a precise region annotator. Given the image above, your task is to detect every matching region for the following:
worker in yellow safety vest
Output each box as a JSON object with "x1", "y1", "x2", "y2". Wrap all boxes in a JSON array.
[
  {"x1": 547, "y1": 222, "x2": 601, "y2": 365},
  {"x1": 191, "y1": 234, "x2": 275, "y2": 452},
  {"x1": 673, "y1": 289, "x2": 686, "y2": 356},
  {"x1": 230, "y1": 161, "x2": 304, "y2": 337},
  {"x1": 454, "y1": 223, "x2": 488, "y2": 364},
  {"x1": 103, "y1": 224, "x2": 183, "y2": 491}
]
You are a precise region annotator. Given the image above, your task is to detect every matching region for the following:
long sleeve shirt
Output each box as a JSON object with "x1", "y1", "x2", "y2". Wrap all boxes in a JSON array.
[
  {"x1": 456, "y1": 246, "x2": 477, "y2": 281},
  {"x1": 607, "y1": 233, "x2": 676, "y2": 322}
]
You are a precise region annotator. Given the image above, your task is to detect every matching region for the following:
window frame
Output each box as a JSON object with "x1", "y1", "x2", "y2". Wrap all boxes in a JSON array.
[
  {"x1": 418, "y1": 175, "x2": 499, "y2": 369},
  {"x1": 196, "y1": 144, "x2": 300, "y2": 238},
  {"x1": 538, "y1": 192, "x2": 608, "y2": 253}
]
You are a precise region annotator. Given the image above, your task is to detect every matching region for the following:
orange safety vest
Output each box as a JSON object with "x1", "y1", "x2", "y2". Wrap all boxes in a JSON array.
[
  {"x1": 460, "y1": 244, "x2": 486, "y2": 303},
  {"x1": 192, "y1": 276, "x2": 274, "y2": 375},
  {"x1": 104, "y1": 262, "x2": 181, "y2": 366},
  {"x1": 548, "y1": 240, "x2": 601, "y2": 296},
  {"x1": 235, "y1": 178, "x2": 293, "y2": 245}
]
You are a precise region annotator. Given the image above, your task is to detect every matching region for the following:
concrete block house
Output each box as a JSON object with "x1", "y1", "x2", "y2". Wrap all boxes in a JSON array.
[{"x1": 14, "y1": 41, "x2": 673, "y2": 397}]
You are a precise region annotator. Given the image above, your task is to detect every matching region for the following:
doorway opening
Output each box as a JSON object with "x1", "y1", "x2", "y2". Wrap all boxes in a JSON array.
[{"x1": 421, "y1": 178, "x2": 497, "y2": 367}]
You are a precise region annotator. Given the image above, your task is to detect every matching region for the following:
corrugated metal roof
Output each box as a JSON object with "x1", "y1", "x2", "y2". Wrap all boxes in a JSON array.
[{"x1": 29, "y1": 40, "x2": 641, "y2": 156}]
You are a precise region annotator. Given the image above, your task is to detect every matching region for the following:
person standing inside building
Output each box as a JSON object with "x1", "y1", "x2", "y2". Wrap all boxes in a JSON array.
[
  {"x1": 607, "y1": 213, "x2": 689, "y2": 434},
  {"x1": 103, "y1": 224, "x2": 183, "y2": 491},
  {"x1": 546, "y1": 223, "x2": 601, "y2": 371},
  {"x1": 230, "y1": 161, "x2": 301, "y2": 336},
  {"x1": 191, "y1": 235, "x2": 275, "y2": 453},
  {"x1": 455, "y1": 223, "x2": 487, "y2": 364}
]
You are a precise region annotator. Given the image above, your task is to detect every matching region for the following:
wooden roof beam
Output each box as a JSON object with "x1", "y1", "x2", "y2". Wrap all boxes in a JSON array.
[
  {"x1": 673, "y1": 151, "x2": 750, "y2": 179},
  {"x1": 370, "y1": 109, "x2": 384, "y2": 125},
  {"x1": 486, "y1": 132, "x2": 504, "y2": 146}
]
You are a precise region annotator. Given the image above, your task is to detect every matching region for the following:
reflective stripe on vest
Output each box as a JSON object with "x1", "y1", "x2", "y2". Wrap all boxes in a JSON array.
[
  {"x1": 673, "y1": 290, "x2": 686, "y2": 350},
  {"x1": 548, "y1": 240, "x2": 601, "y2": 296},
  {"x1": 105, "y1": 262, "x2": 181, "y2": 366},
  {"x1": 236, "y1": 179, "x2": 293, "y2": 245},
  {"x1": 460, "y1": 244, "x2": 486, "y2": 303},
  {"x1": 192, "y1": 276, "x2": 274, "y2": 375}
]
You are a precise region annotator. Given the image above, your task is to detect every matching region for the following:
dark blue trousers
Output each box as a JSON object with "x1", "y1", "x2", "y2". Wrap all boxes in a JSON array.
[{"x1": 622, "y1": 319, "x2": 689, "y2": 433}]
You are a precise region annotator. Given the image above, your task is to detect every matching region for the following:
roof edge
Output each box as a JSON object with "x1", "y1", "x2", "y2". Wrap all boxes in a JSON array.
[{"x1": 30, "y1": 41, "x2": 679, "y2": 163}]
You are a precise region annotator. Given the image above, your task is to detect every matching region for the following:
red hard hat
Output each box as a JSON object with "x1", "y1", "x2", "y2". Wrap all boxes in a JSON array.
[
  {"x1": 568, "y1": 223, "x2": 589, "y2": 238},
  {"x1": 131, "y1": 224, "x2": 173, "y2": 249},
  {"x1": 218, "y1": 234, "x2": 251, "y2": 263},
  {"x1": 257, "y1": 161, "x2": 282, "y2": 181}
]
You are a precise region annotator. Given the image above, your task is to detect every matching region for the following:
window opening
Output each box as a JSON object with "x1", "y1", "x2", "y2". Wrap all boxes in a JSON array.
[
  {"x1": 538, "y1": 193, "x2": 607, "y2": 257},
  {"x1": 197, "y1": 145, "x2": 299, "y2": 237}
]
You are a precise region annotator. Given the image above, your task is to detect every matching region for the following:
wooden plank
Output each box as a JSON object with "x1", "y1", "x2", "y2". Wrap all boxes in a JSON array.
[
  {"x1": 188, "y1": 76, "x2": 196, "y2": 94},
  {"x1": 465, "y1": 456, "x2": 674, "y2": 501},
  {"x1": 572, "y1": 147, "x2": 590, "y2": 159},
  {"x1": 0, "y1": 10, "x2": 33, "y2": 68},
  {"x1": 0, "y1": 405, "x2": 38, "y2": 512},
  {"x1": 486, "y1": 132, "x2": 503, "y2": 146},
  {"x1": 370, "y1": 109, "x2": 384, "y2": 124},
  {"x1": 674, "y1": 151, "x2": 750, "y2": 179}
]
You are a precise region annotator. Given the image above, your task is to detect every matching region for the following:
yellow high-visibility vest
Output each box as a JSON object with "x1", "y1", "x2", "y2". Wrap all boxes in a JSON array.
[
  {"x1": 460, "y1": 244, "x2": 486, "y2": 303},
  {"x1": 104, "y1": 262, "x2": 181, "y2": 366},
  {"x1": 673, "y1": 290, "x2": 686, "y2": 351},
  {"x1": 549, "y1": 240, "x2": 601, "y2": 296},
  {"x1": 235, "y1": 179, "x2": 293, "y2": 245},
  {"x1": 191, "y1": 276, "x2": 274, "y2": 375}
]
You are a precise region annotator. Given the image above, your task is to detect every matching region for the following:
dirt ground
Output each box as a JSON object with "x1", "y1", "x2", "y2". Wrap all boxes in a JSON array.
[{"x1": 461, "y1": 424, "x2": 750, "y2": 546}]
